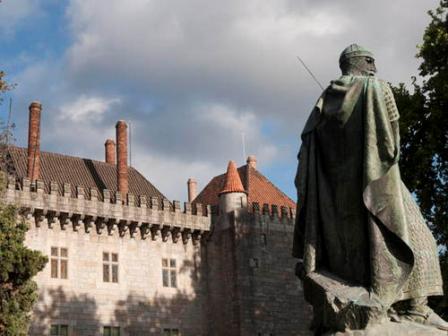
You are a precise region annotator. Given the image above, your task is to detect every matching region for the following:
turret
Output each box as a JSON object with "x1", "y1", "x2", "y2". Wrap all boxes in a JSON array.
[{"x1": 218, "y1": 161, "x2": 247, "y2": 228}]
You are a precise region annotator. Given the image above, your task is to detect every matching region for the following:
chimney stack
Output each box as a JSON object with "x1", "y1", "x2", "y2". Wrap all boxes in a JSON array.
[
  {"x1": 246, "y1": 155, "x2": 257, "y2": 169},
  {"x1": 116, "y1": 120, "x2": 128, "y2": 198},
  {"x1": 245, "y1": 155, "x2": 256, "y2": 192},
  {"x1": 105, "y1": 139, "x2": 116, "y2": 164},
  {"x1": 187, "y1": 178, "x2": 197, "y2": 202},
  {"x1": 27, "y1": 101, "x2": 42, "y2": 181}
]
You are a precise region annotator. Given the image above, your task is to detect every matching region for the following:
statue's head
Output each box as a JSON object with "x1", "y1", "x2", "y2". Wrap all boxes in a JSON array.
[{"x1": 339, "y1": 44, "x2": 376, "y2": 76}]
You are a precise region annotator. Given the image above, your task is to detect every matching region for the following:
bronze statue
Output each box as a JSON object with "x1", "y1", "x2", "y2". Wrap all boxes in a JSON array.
[{"x1": 293, "y1": 44, "x2": 448, "y2": 334}]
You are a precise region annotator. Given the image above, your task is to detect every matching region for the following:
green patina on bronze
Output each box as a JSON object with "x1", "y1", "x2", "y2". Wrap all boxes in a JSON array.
[
  {"x1": 293, "y1": 44, "x2": 444, "y2": 333},
  {"x1": 339, "y1": 44, "x2": 374, "y2": 66}
]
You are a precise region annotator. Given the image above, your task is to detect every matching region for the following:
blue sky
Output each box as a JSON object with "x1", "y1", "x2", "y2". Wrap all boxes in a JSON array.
[{"x1": 0, "y1": 0, "x2": 440, "y2": 201}]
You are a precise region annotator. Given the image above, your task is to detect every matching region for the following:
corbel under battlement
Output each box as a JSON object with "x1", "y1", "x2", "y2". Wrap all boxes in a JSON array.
[{"x1": 3, "y1": 176, "x2": 210, "y2": 245}]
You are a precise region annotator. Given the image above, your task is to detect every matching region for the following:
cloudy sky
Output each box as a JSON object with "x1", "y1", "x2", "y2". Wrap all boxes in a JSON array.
[{"x1": 0, "y1": 0, "x2": 439, "y2": 201}]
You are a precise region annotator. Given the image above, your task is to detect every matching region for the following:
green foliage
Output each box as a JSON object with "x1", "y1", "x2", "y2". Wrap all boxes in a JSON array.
[
  {"x1": 392, "y1": 0, "x2": 448, "y2": 316},
  {"x1": 0, "y1": 71, "x2": 15, "y2": 147},
  {"x1": 0, "y1": 182, "x2": 48, "y2": 335},
  {"x1": 0, "y1": 71, "x2": 15, "y2": 104}
]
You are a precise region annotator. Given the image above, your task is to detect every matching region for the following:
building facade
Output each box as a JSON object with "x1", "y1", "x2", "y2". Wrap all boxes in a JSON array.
[{"x1": 1, "y1": 102, "x2": 311, "y2": 336}]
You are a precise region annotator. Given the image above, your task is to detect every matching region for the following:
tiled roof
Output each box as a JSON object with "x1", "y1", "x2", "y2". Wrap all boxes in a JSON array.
[
  {"x1": 193, "y1": 163, "x2": 295, "y2": 211},
  {"x1": 4, "y1": 146, "x2": 167, "y2": 205},
  {"x1": 219, "y1": 161, "x2": 246, "y2": 194}
]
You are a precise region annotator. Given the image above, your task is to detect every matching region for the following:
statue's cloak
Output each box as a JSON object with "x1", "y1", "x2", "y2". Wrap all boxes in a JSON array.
[{"x1": 293, "y1": 75, "x2": 442, "y2": 306}]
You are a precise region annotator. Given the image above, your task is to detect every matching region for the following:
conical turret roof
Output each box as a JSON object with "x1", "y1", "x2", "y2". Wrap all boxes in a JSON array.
[
  {"x1": 193, "y1": 157, "x2": 295, "y2": 211},
  {"x1": 219, "y1": 160, "x2": 246, "y2": 195}
]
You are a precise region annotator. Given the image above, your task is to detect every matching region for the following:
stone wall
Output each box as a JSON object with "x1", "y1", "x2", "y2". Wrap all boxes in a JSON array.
[
  {"x1": 207, "y1": 204, "x2": 312, "y2": 336},
  {"x1": 3, "y1": 176, "x2": 210, "y2": 336},
  {"x1": 26, "y1": 224, "x2": 208, "y2": 336},
  {"x1": 234, "y1": 206, "x2": 312, "y2": 336},
  {"x1": 206, "y1": 213, "x2": 241, "y2": 336},
  {"x1": 2, "y1": 176, "x2": 312, "y2": 335}
]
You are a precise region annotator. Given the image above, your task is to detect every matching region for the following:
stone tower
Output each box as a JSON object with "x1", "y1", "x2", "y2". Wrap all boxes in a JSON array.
[{"x1": 200, "y1": 158, "x2": 310, "y2": 336}]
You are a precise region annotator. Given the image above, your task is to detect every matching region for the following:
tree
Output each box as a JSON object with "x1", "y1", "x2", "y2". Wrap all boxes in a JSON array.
[
  {"x1": 0, "y1": 201, "x2": 48, "y2": 335},
  {"x1": 0, "y1": 73, "x2": 47, "y2": 334},
  {"x1": 0, "y1": 71, "x2": 14, "y2": 93},
  {"x1": 392, "y1": 0, "x2": 448, "y2": 315}
]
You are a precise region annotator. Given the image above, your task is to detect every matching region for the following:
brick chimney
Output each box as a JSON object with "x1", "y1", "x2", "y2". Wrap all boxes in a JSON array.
[
  {"x1": 246, "y1": 155, "x2": 257, "y2": 169},
  {"x1": 104, "y1": 139, "x2": 116, "y2": 164},
  {"x1": 187, "y1": 178, "x2": 197, "y2": 202},
  {"x1": 27, "y1": 101, "x2": 42, "y2": 181},
  {"x1": 116, "y1": 120, "x2": 128, "y2": 197},
  {"x1": 245, "y1": 155, "x2": 256, "y2": 192}
]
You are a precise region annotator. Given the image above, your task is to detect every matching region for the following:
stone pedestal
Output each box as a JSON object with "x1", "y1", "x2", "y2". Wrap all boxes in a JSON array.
[
  {"x1": 304, "y1": 271, "x2": 446, "y2": 335},
  {"x1": 325, "y1": 321, "x2": 446, "y2": 335},
  {"x1": 304, "y1": 271, "x2": 386, "y2": 331}
]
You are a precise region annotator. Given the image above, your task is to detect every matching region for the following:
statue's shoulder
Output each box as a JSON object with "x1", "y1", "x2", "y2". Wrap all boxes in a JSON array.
[
  {"x1": 336, "y1": 77, "x2": 394, "y2": 95},
  {"x1": 333, "y1": 75, "x2": 367, "y2": 84},
  {"x1": 329, "y1": 75, "x2": 370, "y2": 92}
]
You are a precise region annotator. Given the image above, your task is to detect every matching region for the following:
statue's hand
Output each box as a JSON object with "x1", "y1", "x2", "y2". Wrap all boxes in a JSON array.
[{"x1": 295, "y1": 260, "x2": 306, "y2": 280}]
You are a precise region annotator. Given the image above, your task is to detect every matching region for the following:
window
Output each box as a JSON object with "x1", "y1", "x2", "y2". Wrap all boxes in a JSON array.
[
  {"x1": 50, "y1": 325, "x2": 68, "y2": 336},
  {"x1": 250, "y1": 258, "x2": 260, "y2": 268},
  {"x1": 51, "y1": 247, "x2": 68, "y2": 279},
  {"x1": 163, "y1": 328, "x2": 179, "y2": 336},
  {"x1": 103, "y1": 326, "x2": 120, "y2": 336},
  {"x1": 162, "y1": 258, "x2": 177, "y2": 288},
  {"x1": 261, "y1": 233, "x2": 267, "y2": 247},
  {"x1": 103, "y1": 252, "x2": 119, "y2": 283}
]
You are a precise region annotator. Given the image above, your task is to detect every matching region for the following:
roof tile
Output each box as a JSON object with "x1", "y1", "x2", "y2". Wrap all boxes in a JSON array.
[
  {"x1": 219, "y1": 161, "x2": 245, "y2": 194},
  {"x1": 5, "y1": 146, "x2": 167, "y2": 206},
  {"x1": 194, "y1": 163, "x2": 295, "y2": 211}
]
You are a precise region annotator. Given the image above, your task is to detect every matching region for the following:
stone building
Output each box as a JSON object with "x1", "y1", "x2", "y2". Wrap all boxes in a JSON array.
[{"x1": 1, "y1": 102, "x2": 311, "y2": 336}]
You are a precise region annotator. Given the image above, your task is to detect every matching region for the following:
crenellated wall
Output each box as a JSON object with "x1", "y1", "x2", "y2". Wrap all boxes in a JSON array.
[
  {"x1": 3, "y1": 175, "x2": 212, "y2": 336},
  {"x1": 237, "y1": 203, "x2": 311, "y2": 336},
  {"x1": 206, "y1": 201, "x2": 311, "y2": 336},
  {"x1": 4, "y1": 176, "x2": 211, "y2": 244}
]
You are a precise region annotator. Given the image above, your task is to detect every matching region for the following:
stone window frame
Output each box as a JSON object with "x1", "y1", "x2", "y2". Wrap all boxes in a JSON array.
[
  {"x1": 103, "y1": 252, "x2": 119, "y2": 283},
  {"x1": 162, "y1": 327, "x2": 180, "y2": 336},
  {"x1": 103, "y1": 326, "x2": 120, "y2": 336},
  {"x1": 50, "y1": 324, "x2": 69, "y2": 336},
  {"x1": 162, "y1": 258, "x2": 177, "y2": 288},
  {"x1": 50, "y1": 247, "x2": 68, "y2": 279},
  {"x1": 250, "y1": 257, "x2": 260, "y2": 268},
  {"x1": 260, "y1": 233, "x2": 268, "y2": 247}
]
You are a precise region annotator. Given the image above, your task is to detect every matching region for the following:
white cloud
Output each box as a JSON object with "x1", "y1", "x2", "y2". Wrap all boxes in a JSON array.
[
  {"x1": 198, "y1": 103, "x2": 278, "y2": 164},
  {"x1": 236, "y1": 8, "x2": 352, "y2": 44},
  {"x1": 6, "y1": 0, "x2": 442, "y2": 200},
  {"x1": 0, "y1": 0, "x2": 38, "y2": 37},
  {"x1": 58, "y1": 95, "x2": 120, "y2": 123},
  {"x1": 132, "y1": 153, "x2": 221, "y2": 201}
]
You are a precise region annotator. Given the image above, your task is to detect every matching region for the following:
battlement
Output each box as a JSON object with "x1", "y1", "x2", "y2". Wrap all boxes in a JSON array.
[
  {"x1": 4, "y1": 176, "x2": 211, "y2": 245},
  {"x1": 251, "y1": 202, "x2": 295, "y2": 225},
  {"x1": 208, "y1": 201, "x2": 295, "y2": 224}
]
